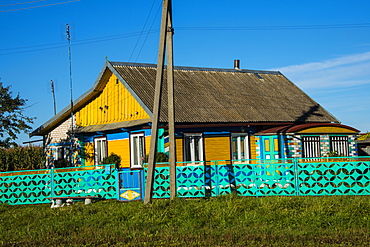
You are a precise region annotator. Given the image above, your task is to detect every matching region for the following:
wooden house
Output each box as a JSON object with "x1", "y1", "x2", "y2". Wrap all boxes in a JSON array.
[{"x1": 31, "y1": 61, "x2": 359, "y2": 168}]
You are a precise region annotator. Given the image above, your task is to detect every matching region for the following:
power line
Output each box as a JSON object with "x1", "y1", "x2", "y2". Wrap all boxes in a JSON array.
[
  {"x1": 177, "y1": 23, "x2": 370, "y2": 31},
  {"x1": 0, "y1": 30, "x2": 159, "y2": 55},
  {"x1": 1, "y1": 22, "x2": 369, "y2": 56},
  {"x1": 0, "y1": 0, "x2": 47, "y2": 7},
  {"x1": 128, "y1": 0, "x2": 158, "y2": 62},
  {"x1": 0, "y1": 0, "x2": 80, "y2": 13},
  {"x1": 134, "y1": 1, "x2": 162, "y2": 62},
  {"x1": 0, "y1": 30, "x2": 157, "y2": 52}
]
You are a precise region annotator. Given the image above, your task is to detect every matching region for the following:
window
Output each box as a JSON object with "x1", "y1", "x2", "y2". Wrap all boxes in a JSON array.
[
  {"x1": 184, "y1": 133, "x2": 203, "y2": 164},
  {"x1": 302, "y1": 136, "x2": 320, "y2": 158},
  {"x1": 94, "y1": 137, "x2": 107, "y2": 165},
  {"x1": 54, "y1": 146, "x2": 65, "y2": 161},
  {"x1": 130, "y1": 133, "x2": 145, "y2": 168},
  {"x1": 231, "y1": 133, "x2": 250, "y2": 160},
  {"x1": 330, "y1": 136, "x2": 349, "y2": 156}
]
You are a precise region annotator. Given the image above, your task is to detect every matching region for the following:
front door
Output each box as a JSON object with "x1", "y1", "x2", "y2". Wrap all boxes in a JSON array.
[{"x1": 261, "y1": 136, "x2": 280, "y2": 160}]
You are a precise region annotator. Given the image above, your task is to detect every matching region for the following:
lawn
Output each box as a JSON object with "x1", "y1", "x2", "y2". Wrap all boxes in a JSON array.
[{"x1": 0, "y1": 195, "x2": 369, "y2": 246}]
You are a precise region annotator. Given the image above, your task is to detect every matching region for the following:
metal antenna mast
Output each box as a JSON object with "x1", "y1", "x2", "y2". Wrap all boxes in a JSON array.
[
  {"x1": 144, "y1": 0, "x2": 176, "y2": 204},
  {"x1": 66, "y1": 23, "x2": 75, "y2": 167},
  {"x1": 66, "y1": 24, "x2": 74, "y2": 133},
  {"x1": 50, "y1": 80, "x2": 57, "y2": 115}
]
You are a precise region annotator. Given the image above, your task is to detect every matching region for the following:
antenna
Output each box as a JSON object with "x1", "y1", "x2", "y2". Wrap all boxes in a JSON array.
[
  {"x1": 66, "y1": 24, "x2": 74, "y2": 132},
  {"x1": 50, "y1": 80, "x2": 57, "y2": 115}
]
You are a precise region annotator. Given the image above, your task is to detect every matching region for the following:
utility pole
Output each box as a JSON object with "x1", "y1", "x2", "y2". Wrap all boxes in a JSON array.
[
  {"x1": 144, "y1": 0, "x2": 176, "y2": 204},
  {"x1": 66, "y1": 23, "x2": 75, "y2": 167},
  {"x1": 50, "y1": 80, "x2": 57, "y2": 115}
]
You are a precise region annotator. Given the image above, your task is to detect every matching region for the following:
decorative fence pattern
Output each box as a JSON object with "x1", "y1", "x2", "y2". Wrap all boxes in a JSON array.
[
  {"x1": 0, "y1": 165, "x2": 117, "y2": 205},
  {"x1": 145, "y1": 157, "x2": 370, "y2": 199},
  {"x1": 1, "y1": 158, "x2": 370, "y2": 205}
]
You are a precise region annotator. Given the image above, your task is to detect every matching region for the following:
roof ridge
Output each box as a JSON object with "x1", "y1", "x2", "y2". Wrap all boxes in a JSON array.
[{"x1": 109, "y1": 61, "x2": 281, "y2": 75}]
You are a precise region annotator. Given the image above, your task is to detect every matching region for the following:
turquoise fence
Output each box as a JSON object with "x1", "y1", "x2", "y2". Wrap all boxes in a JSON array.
[
  {"x1": 1, "y1": 157, "x2": 370, "y2": 205},
  {"x1": 144, "y1": 157, "x2": 370, "y2": 198},
  {"x1": 0, "y1": 165, "x2": 117, "y2": 205}
]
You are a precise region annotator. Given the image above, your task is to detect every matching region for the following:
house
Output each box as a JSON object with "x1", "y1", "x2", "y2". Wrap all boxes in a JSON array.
[{"x1": 31, "y1": 61, "x2": 360, "y2": 168}]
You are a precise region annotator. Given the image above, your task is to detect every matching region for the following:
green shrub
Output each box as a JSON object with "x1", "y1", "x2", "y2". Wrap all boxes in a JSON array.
[
  {"x1": 326, "y1": 151, "x2": 342, "y2": 157},
  {"x1": 144, "y1": 152, "x2": 169, "y2": 163},
  {"x1": 102, "y1": 153, "x2": 121, "y2": 168},
  {"x1": 0, "y1": 146, "x2": 44, "y2": 172}
]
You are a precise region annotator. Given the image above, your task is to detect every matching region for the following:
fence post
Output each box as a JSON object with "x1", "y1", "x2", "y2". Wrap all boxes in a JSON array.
[
  {"x1": 116, "y1": 168, "x2": 120, "y2": 201},
  {"x1": 293, "y1": 158, "x2": 300, "y2": 196},
  {"x1": 141, "y1": 169, "x2": 146, "y2": 201},
  {"x1": 50, "y1": 168, "x2": 55, "y2": 198},
  {"x1": 214, "y1": 161, "x2": 219, "y2": 196}
]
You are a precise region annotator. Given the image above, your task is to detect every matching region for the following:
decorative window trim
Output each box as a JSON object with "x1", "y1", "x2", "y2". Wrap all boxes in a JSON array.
[
  {"x1": 130, "y1": 132, "x2": 146, "y2": 168},
  {"x1": 183, "y1": 133, "x2": 204, "y2": 164},
  {"x1": 94, "y1": 136, "x2": 107, "y2": 165},
  {"x1": 231, "y1": 133, "x2": 250, "y2": 161},
  {"x1": 302, "y1": 135, "x2": 321, "y2": 158},
  {"x1": 330, "y1": 136, "x2": 349, "y2": 156},
  {"x1": 54, "y1": 146, "x2": 66, "y2": 161}
]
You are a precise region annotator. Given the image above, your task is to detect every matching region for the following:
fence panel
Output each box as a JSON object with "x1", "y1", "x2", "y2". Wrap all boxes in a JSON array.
[
  {"x1": 296, "y1": 159, "x2": 370, "y2": 196},
  {"x1": 0, "y1": 170, "x2": 52, "y2": 205},
  {"x1": 0, "y1": 165, "x2": 117, "y2": 205},
  {"x1": 52, "y1": 165, "x2": 117, "y2": 199},
  {"x1": 143, "y1": 166, "x2": 171, "y2": 199},
  {"x1": 176, "y1": 165, "x2": 206, "y2": 198}
]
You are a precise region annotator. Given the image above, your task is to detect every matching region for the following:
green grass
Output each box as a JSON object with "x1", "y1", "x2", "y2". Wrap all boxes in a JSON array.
[{"x1": 0, "y1": 195, "x2": 370, "y2": 246}]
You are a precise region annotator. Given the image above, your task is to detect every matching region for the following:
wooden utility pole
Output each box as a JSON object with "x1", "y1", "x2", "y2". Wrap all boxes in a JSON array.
[
  {"x1": 166, "y1": 1, "x2": 177, "y2": 200},
  {"x1": 144, "y1": 0, "x2": 176, "y2": 204}
]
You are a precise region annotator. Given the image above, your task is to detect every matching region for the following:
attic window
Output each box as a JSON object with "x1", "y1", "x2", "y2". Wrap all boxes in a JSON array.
[{"x1": 254, "y1": 73, "x2": 263, "y2": 80}]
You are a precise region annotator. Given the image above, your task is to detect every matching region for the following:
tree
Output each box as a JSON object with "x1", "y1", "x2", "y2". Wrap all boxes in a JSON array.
[{"x1": 0, "y1": 82, "x2": 34, "y2": 148}]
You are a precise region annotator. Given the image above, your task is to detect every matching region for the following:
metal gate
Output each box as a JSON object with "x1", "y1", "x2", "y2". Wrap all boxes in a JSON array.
[{"x1": 118, "y1": 168, "x2": 143, "y2": 201}]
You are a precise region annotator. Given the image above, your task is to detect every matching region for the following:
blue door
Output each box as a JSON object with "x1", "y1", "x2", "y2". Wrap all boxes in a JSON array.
[{"x1": 260, "y1": 136, "x2": 280, "y2": 160}]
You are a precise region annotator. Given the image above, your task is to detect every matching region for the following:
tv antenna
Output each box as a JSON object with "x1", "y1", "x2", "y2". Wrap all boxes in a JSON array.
[
  {"x1": 65, "y1": 24, "x2": 74, "y2": 133},
  {"x1": 50, "y1": 80, "x2": 57, "y2": 115}
]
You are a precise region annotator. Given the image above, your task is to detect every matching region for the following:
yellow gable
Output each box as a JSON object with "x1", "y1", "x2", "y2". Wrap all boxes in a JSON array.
[{"x1": 75, "y1": 73, "x2": 150, "y2": 127}]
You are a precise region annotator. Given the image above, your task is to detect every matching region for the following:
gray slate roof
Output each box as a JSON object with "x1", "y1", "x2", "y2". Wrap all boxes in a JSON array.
[
  {"x1": 111, "y1": 61, "x2": 339, "y2": 124},
  {"x1": 32, "y1": 61, "x2": 339, "y2": 136}
]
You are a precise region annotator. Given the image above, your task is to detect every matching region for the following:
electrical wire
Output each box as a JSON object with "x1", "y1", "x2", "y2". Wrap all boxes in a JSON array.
[
  {"x1": 0, "y1": 0, "x2": 80, "y2": 13},
  {"x1": 0, "y1": 30, "x2": 159, "y2": 55},
  {"x1": 134, "y1": 1, "x2": 162, "y2": 63},
  {"x1": 0, "y1": 0, "x2": 46, "y2": 7},
  {"x1": 1, "y1": 22, "x2": 369, "y2": 56},
  {"x1": 128, "y1": 0, "x2": 157, "y2": 62},
  {"x1": 176, "y1": 23, "x2": 370, "y2": 31}
]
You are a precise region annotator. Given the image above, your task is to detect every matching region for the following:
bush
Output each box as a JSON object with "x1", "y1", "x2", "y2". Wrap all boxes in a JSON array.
[
  {"x1": 0, "y1": 146, "x2": 44, "y2": 172},
  {"x1": 144, "y1": 152, "x2": 169, "y2": 163},
  {"x1": 102, "y1": 153, "x2": 121, "y2": 168}
]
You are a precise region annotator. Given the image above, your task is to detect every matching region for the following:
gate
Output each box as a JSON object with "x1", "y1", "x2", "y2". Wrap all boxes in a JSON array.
[{"x1": 118, "y1": 168, "x2": 143, "y2": 201}]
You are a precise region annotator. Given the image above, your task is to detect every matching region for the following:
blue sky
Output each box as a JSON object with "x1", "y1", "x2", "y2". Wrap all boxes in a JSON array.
[{"x1": 1, "y1": 0, "x2": 370, "y2": 145}]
